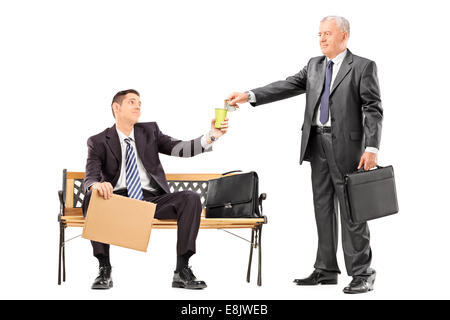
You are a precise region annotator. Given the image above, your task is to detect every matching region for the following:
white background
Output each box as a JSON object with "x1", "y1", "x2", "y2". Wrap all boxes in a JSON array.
[{"x1": 0, "y1": 0, "x2": 448, "y2": 300}]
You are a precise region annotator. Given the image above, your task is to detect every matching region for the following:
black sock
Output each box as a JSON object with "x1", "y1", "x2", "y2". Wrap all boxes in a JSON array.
[
  {"x1": 176, "y1": 251, "x2": 194, "y2": 272},
  {"x1": 96, "y1": 255, "x2": 111, "y2": 268}
]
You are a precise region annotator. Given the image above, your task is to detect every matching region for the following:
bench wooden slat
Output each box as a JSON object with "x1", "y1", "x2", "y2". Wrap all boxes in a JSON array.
[
  {"x1": 153, "y1": 218, "x2": 265, "y2": 224},
  {"x1": 165, "y1": 173, "x2": 222, "y2": 181},
  {"x1": 64, "y1": 224, "x2": 261, "y2": 229},
  {"x1": 61, "y1": 216, "x2": 265, "y2": 229},
  {"x1": 66, "y1": 172, "x2": 85, "y2": 179},
  {"x1": 61, "y1": 217, "x2": 264, "y2": 224},
  {"x1": 61, "y1": 216, "x2": 84, "y2": 220},
  {"x1": 65, "y1": 179, "x2": 74, "y2": 209},
  {"x1": 63, "y1": 207, "x2": 207, "y2": 216},
  {"x1": 154, "y1": 225, "x2": 260, "y2": 229},
  {"x1": 64, "y1": 208, "x2": 83, "y2": 216},
  {"x1": 65, "y1": 172, "x2": 224, "y2": 182}
]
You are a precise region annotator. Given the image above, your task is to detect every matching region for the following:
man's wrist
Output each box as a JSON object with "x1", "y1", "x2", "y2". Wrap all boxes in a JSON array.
[
  {"x1": 206, "y1": 130, "x2": 219, "y2": 144},
  {"x1": 208, "y1": 130, "x2": 218, "y2": 143},
  {"x1": 247, "y1": 91, "x2": 256, "y2": 103},
  {"x1": 201, "y1": 132, "x2": 214, "y2": 148},
  {"x1": 365, "y1": 147, "x2": 378, "y2": 154}
]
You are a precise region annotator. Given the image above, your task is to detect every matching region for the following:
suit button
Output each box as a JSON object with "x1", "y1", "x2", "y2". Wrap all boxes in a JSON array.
[
  {"x1": 332, "y1": 134, "x2": 336, "y2": 139},
  {"x1": 331, "y1": 117, "x2": 335, "y2": 122}
]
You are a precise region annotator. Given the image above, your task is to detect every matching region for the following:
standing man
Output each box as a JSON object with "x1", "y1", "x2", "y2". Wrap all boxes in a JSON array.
[
  {"x1": 228, "y1": 16, "x2": 382, "y2": 294},
  {"x1": 82, "y1": 89, "x2": 228, "y2": 290}
]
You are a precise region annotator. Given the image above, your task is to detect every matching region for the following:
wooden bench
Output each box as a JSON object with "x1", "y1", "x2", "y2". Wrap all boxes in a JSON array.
[{"x1": 57, "y1": 169, "x2": 267, "y2": 286}]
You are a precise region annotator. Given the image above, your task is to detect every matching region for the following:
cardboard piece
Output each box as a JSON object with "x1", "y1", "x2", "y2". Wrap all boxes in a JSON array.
[{"x1": 82, "y1": 190, "x2": 156, "y2": 252}]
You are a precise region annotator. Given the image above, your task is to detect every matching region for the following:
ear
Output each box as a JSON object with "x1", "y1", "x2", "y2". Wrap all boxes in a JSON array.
[
  {"x1": 112, "y1": 102, "x2": 120, "y2": 116},
  {"x1": 343, "y1": 31, "x2": 349, "y2": 41}
]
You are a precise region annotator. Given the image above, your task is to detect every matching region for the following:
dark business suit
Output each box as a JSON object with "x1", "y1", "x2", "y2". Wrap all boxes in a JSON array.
[
  {"x1": 82, "y1": 122, "x2": 210, "y2": 258},
  {"x1": 250, "y1": 49, "x2": 383, "y2": 276}
]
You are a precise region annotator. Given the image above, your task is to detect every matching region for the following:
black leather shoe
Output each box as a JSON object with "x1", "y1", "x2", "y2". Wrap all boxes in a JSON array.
[
  {"x1": 172, "y1": 266, "x2": 207, "y2": 290},
  {"x1": 294, "y1": 269, "x2": 338, "y2": 286},
  {"x1": 91, "y1": 265, "x2": 113, "y2": 290},
  {"x1": 343, "y1": 270, "x2": 376, "y2": 294}
]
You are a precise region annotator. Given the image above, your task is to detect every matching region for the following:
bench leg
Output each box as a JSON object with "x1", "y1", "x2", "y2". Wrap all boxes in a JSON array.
[
  {"x1": 257, "y1": 225, "x2": 262, "y2": 286},
  {"x1": 62, "y1": 225, "x2": 66, "y2": 282},
  {"x1": 246, "y1": 228, "x2": 255, "y2": 283},
  {"x1": 58, "y1": 223, "x2": 63, "y2": 285}
]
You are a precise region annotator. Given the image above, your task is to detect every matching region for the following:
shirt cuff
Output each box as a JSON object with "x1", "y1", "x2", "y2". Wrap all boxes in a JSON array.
[
  {"x1": 247, "y1": 90, "x2": 256, "y2": 103},
  {"x1": 201, "y1": 134, "x2": 213, "y2": 150},
  {"x1": 86, "y1": 182, "x2": 97, "y2": 191},
  {"x1": 365, "y1": 147, "x2": 378, "y2": 154}
]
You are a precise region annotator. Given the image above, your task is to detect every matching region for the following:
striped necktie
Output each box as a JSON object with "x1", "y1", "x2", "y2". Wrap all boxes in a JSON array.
[{"x1": 124, "y1": 138, "x2": 144, "y2": 200}]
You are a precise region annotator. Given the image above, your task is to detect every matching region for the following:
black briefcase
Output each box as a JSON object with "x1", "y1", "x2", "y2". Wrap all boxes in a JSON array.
[
  {"x1": 344, "y1": 165, "x2": 399, "y2": 224},
  {"x1": 205, "y1": 171, "x2": 261, "y2": 218}
]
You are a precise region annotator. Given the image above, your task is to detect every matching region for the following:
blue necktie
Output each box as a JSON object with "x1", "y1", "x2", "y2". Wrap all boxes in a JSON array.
[
  {"x1": 320, "y1": 60, "x2": 334, "y2": 125},
  {"x1": 124, "y1": 138, "x2": 144, "y2": 200}
]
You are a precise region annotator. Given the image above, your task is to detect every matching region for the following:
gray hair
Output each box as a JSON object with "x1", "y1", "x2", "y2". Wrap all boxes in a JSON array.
[{"x1": 321, "y1": 16, "x2": 350, "y2": 36}]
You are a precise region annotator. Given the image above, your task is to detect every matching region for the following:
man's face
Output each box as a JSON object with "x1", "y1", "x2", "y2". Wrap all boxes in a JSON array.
[
  {"x1": 114, "y1": 93, "x2": 141, "y2": 123},
  {"x1": 319, "y1": 19, "x2": 348, "y2": 59}
]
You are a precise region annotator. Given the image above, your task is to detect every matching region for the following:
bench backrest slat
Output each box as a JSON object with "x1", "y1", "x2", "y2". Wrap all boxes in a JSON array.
[
  {"x1": 66, "y1": 172, "x2": 85, "y2": 180},
  {"x1": 165, "y1": 174, "x2": 222, "y2": 181},
  {"x1": 62, "y1": 170, "x2": 222, "y2": 216}
]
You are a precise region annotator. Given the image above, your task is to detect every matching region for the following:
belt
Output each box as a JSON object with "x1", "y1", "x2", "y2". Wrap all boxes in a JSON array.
[{"x1": 312, "y1": 126, "x2": 332, "y2": 134}]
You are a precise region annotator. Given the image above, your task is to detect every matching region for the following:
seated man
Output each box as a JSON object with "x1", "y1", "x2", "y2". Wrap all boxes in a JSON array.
[{"x1": 81, "y1": 89, "x2": 228, "y2": 290}]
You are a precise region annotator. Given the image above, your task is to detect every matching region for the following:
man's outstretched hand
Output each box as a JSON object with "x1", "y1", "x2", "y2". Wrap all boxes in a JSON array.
[
  {"x1": 210, "y1": 118, "x2": 229, "y2": 141},
  {"x1": 227, "y1": 92, "x2": 249, "y2": 106}
]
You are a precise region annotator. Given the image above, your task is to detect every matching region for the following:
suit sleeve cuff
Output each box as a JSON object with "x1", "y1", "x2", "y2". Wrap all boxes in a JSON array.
[
  {"x1": 365, "y1": 147, "x2": 378, "y2": 154},
  {"x1": 247, "y1": 90, "x2": 256, "y2": 103}
]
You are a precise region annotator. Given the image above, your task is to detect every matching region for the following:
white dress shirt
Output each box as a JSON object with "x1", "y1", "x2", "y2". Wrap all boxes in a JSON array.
[
  {"x1": 115, "y1": 128, "x2": 157, "y2": 192},
  {"x1": 312, "y1": 49, "x2": 347, "y2": 127},
  {"x1": 114, "y1": 128, "x2": 213, "y2": 192},
  {"x1": 248, "y1": 49, "x2": 378, "y2": 154}
]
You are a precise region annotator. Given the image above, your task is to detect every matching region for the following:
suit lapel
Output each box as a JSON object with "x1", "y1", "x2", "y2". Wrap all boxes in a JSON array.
[
  {"x1": 134, "y1": 125, "x2": 147, "y2": 165},
  {"x1": 105, "y1": 125, "x2": 122, "y2": 164},
  {"x1": 309, "y1": 57, "x2": 327, "y2": 112},
  {"x1": 330, "y1": 50, "x2": 353, "y2": 96}
]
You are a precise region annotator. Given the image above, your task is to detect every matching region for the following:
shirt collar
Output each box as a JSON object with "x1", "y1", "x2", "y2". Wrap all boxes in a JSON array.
[
  {"x1": 326, "y1": 49, "x2": 347, "y2": 66},
  {"x1": 116, "y1": 127, "x2": 135, "y2": 142}
]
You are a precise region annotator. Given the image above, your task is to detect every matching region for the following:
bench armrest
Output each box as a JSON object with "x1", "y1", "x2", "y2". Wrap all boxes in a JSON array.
[
  {"x1": 58, "y1": 190, "x2": 64, "y2": 206},
  {"x1": 258, "y1": 193, "x2": 267, "y2": 216},
  {"x1": 58, "y1": 190, "x2": 64, "y2": 220}
]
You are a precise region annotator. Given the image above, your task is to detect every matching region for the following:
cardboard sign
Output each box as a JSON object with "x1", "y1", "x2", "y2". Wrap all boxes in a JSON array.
[{"x1": 82, "y1": 191, "x2": 156, "y2": 252}]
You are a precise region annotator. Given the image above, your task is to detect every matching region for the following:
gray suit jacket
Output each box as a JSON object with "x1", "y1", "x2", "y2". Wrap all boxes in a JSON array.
[{"x1": 250, "y1": 49, "x2": 383, "y2": 175}]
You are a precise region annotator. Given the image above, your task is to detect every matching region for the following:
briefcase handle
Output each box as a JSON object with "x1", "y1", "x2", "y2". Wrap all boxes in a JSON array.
[
  {"x1": 356, "y1": 165, "x2": 383, "y2": 173},
  {"x1": 221, "y1": 170, "x2": 243, "y2": 176}
]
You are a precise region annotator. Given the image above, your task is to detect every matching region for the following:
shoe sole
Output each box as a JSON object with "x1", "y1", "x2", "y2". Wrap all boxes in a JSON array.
[
  {"x1": 294, "y1": 280, "x2": 338, "y2": 286},
  {"x1": 172, "y1": 281, "x2": 207, "y2": 290},
  {"x1": 343, "y1": 287, "x2": 373, "y2": 294},
  {"x1": 91, "y1": 281, "x2": 113, "y2": 290},
  {"x1": 320, "y1": 280, "x2": 338, "y2": 285},
  {"x1": 343, "y1": 282, "x2": 374, "y2": 294}
]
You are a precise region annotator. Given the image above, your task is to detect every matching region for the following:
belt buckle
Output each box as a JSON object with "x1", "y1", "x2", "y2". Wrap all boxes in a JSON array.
[{"x1": 321, "y1": 126, "x2": 331, "y2": 134}]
